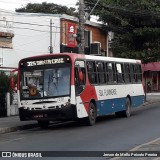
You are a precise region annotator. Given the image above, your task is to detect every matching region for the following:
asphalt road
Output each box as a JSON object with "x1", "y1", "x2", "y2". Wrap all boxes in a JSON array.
[{"x1": 0, "y1": 102, "x2": 160, "y2": 160}]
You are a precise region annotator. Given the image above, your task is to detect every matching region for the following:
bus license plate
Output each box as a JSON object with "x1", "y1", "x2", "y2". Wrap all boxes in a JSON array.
[{"x1": 34, "y1": 114, "x2": 43, "y2": 118}]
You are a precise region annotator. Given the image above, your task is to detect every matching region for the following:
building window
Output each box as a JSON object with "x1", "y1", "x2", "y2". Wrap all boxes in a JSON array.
[{"x1": 84, "y1": 30, "x2": 91, "y2": 47}]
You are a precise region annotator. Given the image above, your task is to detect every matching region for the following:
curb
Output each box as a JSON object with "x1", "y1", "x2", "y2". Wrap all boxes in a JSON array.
[
  {"x1": 143, "y1": 100, "x2": 160, "y2": 106},
  {"x1": 0, "y1": 123, "x2": 38, "y2": 134}
]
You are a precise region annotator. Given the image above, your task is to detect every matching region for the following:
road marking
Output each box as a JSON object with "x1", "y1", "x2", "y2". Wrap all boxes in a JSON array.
[
  {"x1": 110, "y1": 137, "x2": 160, "y2": 160},
  {"x1": 130, "y1": 137, "x2": 160, "y2": 151}
]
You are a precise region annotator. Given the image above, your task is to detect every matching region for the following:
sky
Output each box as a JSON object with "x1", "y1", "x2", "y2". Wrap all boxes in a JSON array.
[{"x1": 0, "y1": 0, "x2": 78, "y2": 11}]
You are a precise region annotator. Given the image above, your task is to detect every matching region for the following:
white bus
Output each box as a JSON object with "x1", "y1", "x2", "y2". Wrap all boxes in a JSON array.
[{"x1": 11, "y1": 53, "x2": 145, "y2": 128}]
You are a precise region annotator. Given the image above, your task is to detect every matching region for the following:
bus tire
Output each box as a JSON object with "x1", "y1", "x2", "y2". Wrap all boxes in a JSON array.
[
  {"x1": 122, "y1": 97, "x2": 131, "y2": 118},
  {"x1": 115, "y1": 98, "x2": 131, "y2": 118},
  {"x1": 38, "y1": 120, "x2": 49, "y2": 129},
  {"x1": 85, "y1": 102, "x2": 97, "y2": 126},
  {"x1": 115, "y1": 111, "x2": 123, "y2": 118}
]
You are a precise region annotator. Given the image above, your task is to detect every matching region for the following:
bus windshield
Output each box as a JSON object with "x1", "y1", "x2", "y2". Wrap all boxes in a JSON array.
[{"x1": 20, "y1": 67, "x2": 70, "y2": 99}]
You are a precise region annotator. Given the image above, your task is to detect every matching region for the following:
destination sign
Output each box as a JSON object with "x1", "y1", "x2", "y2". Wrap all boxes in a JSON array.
[{"x1": 21, "y1": 57, "x2": 71, "y2": 67}]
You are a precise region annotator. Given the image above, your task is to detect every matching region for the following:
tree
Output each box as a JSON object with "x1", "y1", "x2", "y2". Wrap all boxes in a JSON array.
[
  {"x1": 0, "y1": 71, "x2": 17, "y2": 102},
  {"x1": 16, "y1": 2, "x2": 78, "y2": 17},
  {"x1": 0, "y1": 71, "x2": 10, "y2": 93},
  {"x1": 84, "y1": 0, "x2": 160, "y2": 63}
]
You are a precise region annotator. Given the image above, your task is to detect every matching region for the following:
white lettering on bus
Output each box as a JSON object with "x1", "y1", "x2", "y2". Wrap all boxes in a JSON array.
[
  {"x1": 26, "y1": 58, "x2": 65, "y2": 66},
  {"x1": 27, "y1": 61, "x2": 36, "y2": 66},
  {"x1": 99, "y1": 89, "x2": 117, "y2": 96}
]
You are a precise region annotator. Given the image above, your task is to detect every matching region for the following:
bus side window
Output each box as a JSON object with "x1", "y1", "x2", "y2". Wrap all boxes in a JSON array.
[
  {"x1": 124, "y1": 63, "x2": 131, "y2": 83},
  {"x1": 106, "y1": 62, "x2": 116, "y2": 84},
  {"x1": 75, "y1": 61, "x2": 86, "y2": 95},
  {"x1": 136, "y1": 64, "x2": 142, "y2": 82},
  {"x1": 87, "y1": 61, "x2": 97, "y2": 84},
  {"x1": 112, "y1": 63, "x2": 117, "y2": 83},
  {"x1": 130, "y1": 64, "x2": 137, "y2": 83},
  {"x1": 97, "y1": 62, "x2": 106, "y2": 84},
  {"x1": 116, "y1": 63, "x2": 124, "y2": 83}
]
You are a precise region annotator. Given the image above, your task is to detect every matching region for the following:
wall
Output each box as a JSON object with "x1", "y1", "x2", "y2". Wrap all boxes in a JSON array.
[
  {"x1": 0, "y1": 11, "x2": 108, "y2": 68},
  {"x1": 85, "y1": 25, "x2": 107, "y2": 50},
  {"x1": 1, "y1": 12, "x2": 61, "y2": 68},
  {"x1": 0, "y1": 10, "x2": 14, "y2": 49},
  {"x1": 60, "y1": 19, "x2": 108, "y2": 52}
]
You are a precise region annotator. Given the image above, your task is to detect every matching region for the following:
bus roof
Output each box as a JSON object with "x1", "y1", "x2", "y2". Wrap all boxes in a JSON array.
[
  {"x1": 19, "y1": 53, "x2": 141, "y2": 64},
  {"x1": 85, "y1": 55, "x2": 141, "y2": 63}
]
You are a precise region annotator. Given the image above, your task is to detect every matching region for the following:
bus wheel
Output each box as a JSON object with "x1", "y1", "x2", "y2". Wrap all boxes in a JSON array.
[
  {"x1": 38, "y1": 120, "x2": 49, "y2": 129},
  {"x1": 115, "y1": 111, "x2": 122, "y2": 118},
  {"x1": 85, "y1": 102, "x2": 97, "y2": 126},
  {"x1": 123, "y1": 97, "x2": 131, "y2": 118},
  {"x1": 115, "y1": 98, "x2": 131, "y2": 118}
]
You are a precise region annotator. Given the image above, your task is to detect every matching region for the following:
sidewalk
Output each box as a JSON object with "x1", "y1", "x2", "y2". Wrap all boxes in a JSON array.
[
  {"x1": 144, "y1": 93, "x2": 160, "y2": 105},
  {"x1": 0, "y1": 116, "x2": 38, "y2": 134},
  {"x1": 146, "y1": 92, "x2": 160, "y2": 101}
]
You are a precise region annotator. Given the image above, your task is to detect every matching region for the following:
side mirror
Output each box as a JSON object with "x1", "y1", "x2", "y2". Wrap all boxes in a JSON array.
[{"x1": 79, "y1": 71, "x2": 83, "y2": 82}]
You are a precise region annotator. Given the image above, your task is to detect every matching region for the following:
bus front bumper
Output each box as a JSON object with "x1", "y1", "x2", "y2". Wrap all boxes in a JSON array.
[{"x1": 19, "y1": 104, "x2": 77, "y2": 121}]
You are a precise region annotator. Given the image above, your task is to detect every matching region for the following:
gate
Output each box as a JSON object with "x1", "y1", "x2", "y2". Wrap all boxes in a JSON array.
[{"x1": 0, "y1": 92, "x2": 7, "y2": 117}]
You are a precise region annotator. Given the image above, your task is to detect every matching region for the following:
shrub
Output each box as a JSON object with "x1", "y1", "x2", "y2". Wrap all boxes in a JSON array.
[{"x1": 0, "y1": 71, "x2": 10, "y2": 93}]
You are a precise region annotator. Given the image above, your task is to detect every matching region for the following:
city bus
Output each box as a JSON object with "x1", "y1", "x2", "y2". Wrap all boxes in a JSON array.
[{"x1": 11, "y1": 53, "x2": 145, "y2": 128}]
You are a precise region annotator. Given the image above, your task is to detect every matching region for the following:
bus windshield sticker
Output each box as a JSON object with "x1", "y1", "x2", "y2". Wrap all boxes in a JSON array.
[{"x1": 75, "y1": 61, "x2": 85, "y2": 67}]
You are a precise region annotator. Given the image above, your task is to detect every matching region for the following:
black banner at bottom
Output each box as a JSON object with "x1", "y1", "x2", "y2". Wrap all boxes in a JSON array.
[{"x1": 1, "y1": 151, "x2": 160, "y2": 158}]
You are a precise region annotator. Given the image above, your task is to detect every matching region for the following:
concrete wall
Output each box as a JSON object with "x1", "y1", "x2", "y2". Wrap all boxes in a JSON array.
[{"x1": 6, "y1": 92, "x2": 18, "y2": 116}]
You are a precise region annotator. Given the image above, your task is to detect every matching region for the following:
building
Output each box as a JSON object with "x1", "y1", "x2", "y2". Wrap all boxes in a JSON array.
[
  {"x1": 0, "y1": 9, "x2": 14, "y2": 66},
  {"x1": 0, "y1": 10, "x2": 109, "y2": 68},
  {"x1": 143, "y1": 62, "x2": 160, "y2": 92}
]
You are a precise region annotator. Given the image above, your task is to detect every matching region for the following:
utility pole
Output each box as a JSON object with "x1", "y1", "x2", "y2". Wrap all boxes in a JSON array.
[
  {"x1": 50, "y1": 19, "x2": 53, "y2": 54},
  {"x1": 78, "y1": 0, "x2": 85, "y2": 54}
]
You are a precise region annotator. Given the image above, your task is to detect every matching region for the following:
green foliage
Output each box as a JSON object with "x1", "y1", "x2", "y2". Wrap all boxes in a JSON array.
[
  {"x1": 84, "y1": 0, "x2": 160, "y2": 63},
  {"x1": 0, "y1": 71, "x2": 10, "y2": 93},
  {"x1": 16, "y1": 2, "x2": 78, "y2": 17},
  {"x1": 0, "y1": 72, "x2": 17, "y2": 102}
]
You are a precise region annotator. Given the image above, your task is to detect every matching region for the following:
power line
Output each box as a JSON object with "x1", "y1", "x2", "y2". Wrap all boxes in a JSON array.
[
  {"x1": 12, "y1": 26, "x2": 50, "y2": 33},
  {"x1": 10, "y1": 48, "x2": 49, "y2": 54},
  {"x1": 11, "y1": 26, "x2": 61, "y2": 33},
  {"x1": 0, "y1": 10, "x2": 15, "y2": 14},
  {"x1": 0, "y1": 10, "x2": 68, "y2": 23},
  {"x1": 85, "y1": 0, "x2": 100, "y2": 20},
  {"x1": 14, "y1": 35, "x2": 49, "y2": 47},
  {"x1": 15, "y1": 33, "x2": 47, "y2": 37},
  {"x1": 0, "y1": 19, "x2": 61, "y2": 28},
  {"x1": 85, "y1": 0, "x2": 160, "y2": 18}
]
